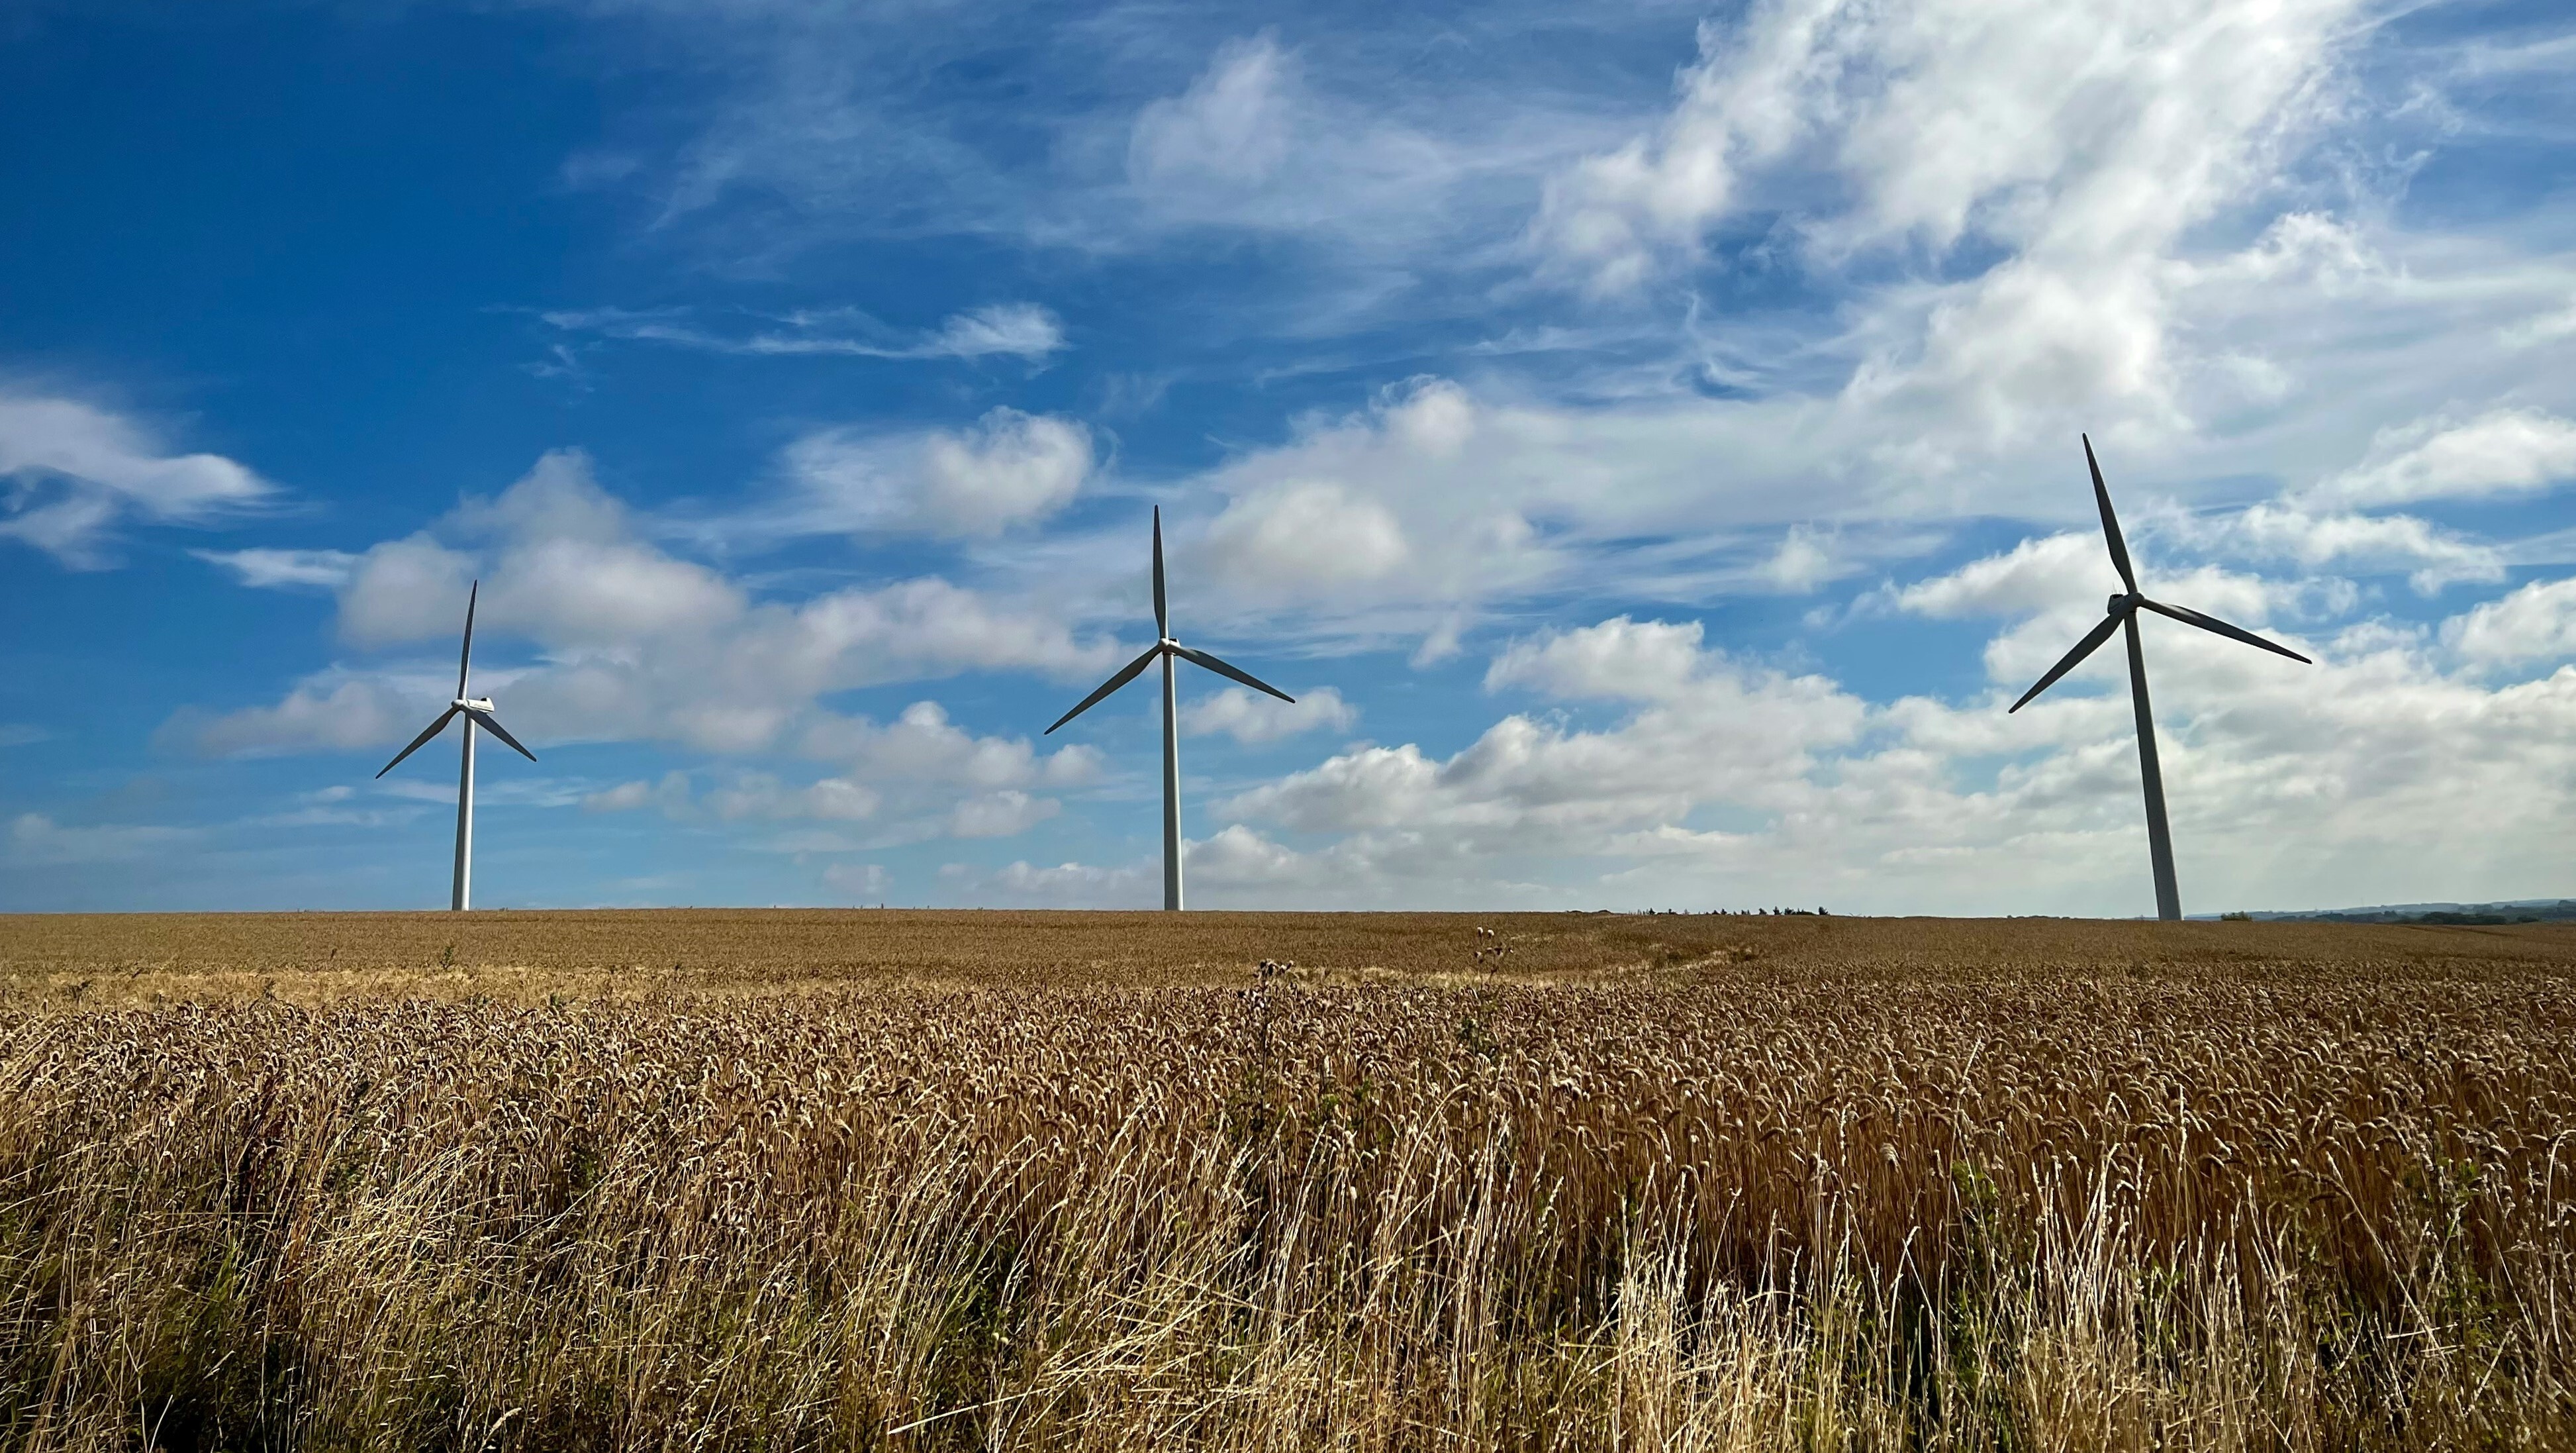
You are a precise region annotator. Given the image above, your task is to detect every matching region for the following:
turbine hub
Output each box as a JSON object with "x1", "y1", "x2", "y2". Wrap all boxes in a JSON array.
[
  {"x1": 2108, "y1": 592, "x2": 2138, "y2": 615},
  {"x1": 456, "y1": 697, "x2": 494, "y2": 711}
]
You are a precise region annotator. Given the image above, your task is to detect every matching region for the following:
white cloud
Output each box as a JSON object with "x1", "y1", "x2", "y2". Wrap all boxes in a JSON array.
[
  {"x1": 1181, "y1": 685, "x2": 1356, "y2": 744},
  {"x1": 542, "y1": 303, "x2": 1066, "y2": 362},
  {"x1": 1205, "y1": 480, "x2": 1410, "y2": 599},
  {"x1": 705, "y1": 773, "x2": 881, "y2": 823},
  {"x1": 581, "y1": 780, "x2": 654, "y2": 812},
  {"x1": 2447, "y1": 577, "x2": 2576, "y2": 666},
  {"x1": 949, "y1": 857, "x2": 1155, "y2": 907},
  {"x1": 782, "y1": 407, "x2": 1093, "y2": 538},
  {"x1": 0, "y1": 393, "x2": 273, "y2": 566},
  {"x1": 1486, "y1": 617, "x2": 1711, "y2": 703},
  {"x1": 1182, "y1": 596, "x2": 2576, "y2": 913},
  {"x1": 1231, "y1": 631, "x2": 1866, "y2": 844},
  {"x1": 0, "y1": 725, "x2": 46, "y2": 748},
  {"x1": 947, "y1": 789, "x2": 1059, "y2": 838},
  {"x1": 181, "y1": 453, "x2": 1124, "y2": 760},
  {"x1": 193, "y1": 547, "x2": 361, "y2": 590},
  {"x1": 1894, "y1": 533, "x2": 2109, "y2": 619},
  {"x1": 169, "y1": 673, "x2": 416, "y2": 758},
  {"x1": 1529, "y1": 0, "x2": 2373, "y2": 464},
  {"x1": 802, "y1": 701, "x2": 1100, "y2": 791},
  {"x1": 912, "y1": 303, "x2": 1068, "y2": 361},
  {"x1": 1129, "y1": 34, "x2": 1295, "y2": 190},
  {"x1": 2310, "y1": 409, "x2": 2576, "y2": 508},
  {"x1": 569, "y1": 703, "x2": 1084, "y2": 845},
  {"x1": 7, "y1": 813, "x2": 197, "y2": 866},
  {"x1": 337, "y1": 537, "x2": 479, "y2": 648},
  {"x1": 2202, "y1": 503, "x2": 2503, "y2": 594},
  {"x1": 582, "y1": 771, "x2": 692, "y2": 817},
  {"x1": 1760, "y1": 526, "x2": 1837, "y2": 593},
  {"x1": 823, "y1": 861, "x2": 890, "y2": 899},
  {"x1": 1537, "y1": 0, "x2": 2356, "y2": 286}
]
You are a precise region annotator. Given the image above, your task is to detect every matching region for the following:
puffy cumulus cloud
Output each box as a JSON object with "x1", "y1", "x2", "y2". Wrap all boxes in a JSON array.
[
  {"x1": 2195, "y1": 503, "x2": 2502, "y2": 595},
  {"x1": 782, "y1": 408, "x2": 1093, "y2": 538},
  {"x1": 162, "y1": 672, "x2": 419, "y2": 759},
  {"x1": 329, "y1": 450, "x2": 745, "y2": 651},
  {"x1": 336, "y1": 537, "x2": 481, "y2": 648},
  {"x1": 1204, "y1": 481, "x2": 1409, "y2": 599},
  {"x1": 575, "y1": 703, "x2": 1086, "y2": 850},
  {"x1": 1181, "y1": 685, "x2": 1356, "y2": 745},
  {"x1": 2447, "y1": 577, "x2": 2576, "y2": 666},
  {"x1": 800, "y1": 701, "x2": 1100, "y2": 792},
  {"x1": 2310, "y1": 409, "x2": 2576, "y2": 509},
  {"x1": 1485, "y1": 617, "x2": 1711, "y2": 703},
  {"x1": 1231, "y1": 625, "x2": 1866, "y2": 849},
  {"x1": 185, "y1": 453, "x2": 1123, "y2": 760},
  {"x1": 1180, "y1": 379, "x2": 1571, "y2": 632},
  {"x1": 1893, "y1": 533, "x2": 2110, "y2": 620},
  {"x1": 0, "y1": 393, "x2": 273, "y2": 567},
  {"x1": 1186, "y1": 585, "x2": 2576, "y2": 913},
  {"x1": 1895, "y1": 537, "x2": 2316, "y2": 707},
  {"x1": 1760, "y1": 526, "x2": 1839, "y2": 593},
  {"x1": 947, "y1": 789, "x2": 1059, "y2": 838},
  {"x1": 945, "y1": 858, "x2": 1155, "y2": 908}
]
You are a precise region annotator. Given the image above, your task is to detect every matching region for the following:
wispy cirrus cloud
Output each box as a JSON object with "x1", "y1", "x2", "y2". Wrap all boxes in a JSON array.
[
  {"x1": 0, "y1": 392, "x2": 273, "y2": 567},
  {"x1": 539, "y1": 301, "x2": 1067, "y2": 362}
]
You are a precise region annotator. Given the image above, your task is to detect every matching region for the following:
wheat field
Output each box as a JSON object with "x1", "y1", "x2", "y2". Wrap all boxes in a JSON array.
[{"x1": 1, "y1": 911, "x2": 2571, "y2": 1450}]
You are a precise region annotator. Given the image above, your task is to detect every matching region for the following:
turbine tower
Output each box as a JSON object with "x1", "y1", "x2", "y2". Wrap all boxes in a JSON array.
[
  {"x1": 377, "y1": 581, "x2": 537, "y2": 911},
  {"x1": 1046, "y1": 508, "x2": 1296, "y2": 911},
  {"x1": 2010, "y1": 436, "x2": 2310, "y2": 921}
]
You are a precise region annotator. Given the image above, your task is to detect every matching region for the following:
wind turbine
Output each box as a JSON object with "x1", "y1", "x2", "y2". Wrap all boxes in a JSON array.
[
  {"x1": 1046, "y1": 508, "x2": 1296, "y2": 911},
  {"x1": 2009, "y1": 436, "x2": 2309, "y2": 921},
  {"x1": 376, "y1": 581, "x2": 537, "y2": 911}
]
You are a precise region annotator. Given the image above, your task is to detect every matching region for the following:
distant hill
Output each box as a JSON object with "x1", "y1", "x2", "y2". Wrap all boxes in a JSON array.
[{"x1": 2208, "y1": 899, "x2": 2576, "y2": 926}]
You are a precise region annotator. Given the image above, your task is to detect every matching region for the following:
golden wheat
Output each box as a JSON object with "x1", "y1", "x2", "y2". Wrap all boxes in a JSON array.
[{"x1": 0, "y1": 912, "x2": 2570, "y2": 1449}]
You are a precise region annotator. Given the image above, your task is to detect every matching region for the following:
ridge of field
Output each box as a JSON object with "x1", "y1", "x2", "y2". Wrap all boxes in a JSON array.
[{"x1": 5, "y1": 908, "x2": 2573, "y2": 1003}]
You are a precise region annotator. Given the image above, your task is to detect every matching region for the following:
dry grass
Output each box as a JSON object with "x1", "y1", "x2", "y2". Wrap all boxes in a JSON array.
[{"x1": 1, "y1": 911, "x2": 2572, "y2": 1449}]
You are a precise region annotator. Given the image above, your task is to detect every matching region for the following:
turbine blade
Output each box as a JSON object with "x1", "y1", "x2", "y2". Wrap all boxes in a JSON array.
[
  {"x1": 1151, "y1": 507, "x2": 1168, "y2": 638},
  {"x1": 2009, "y1": 611, "x2": 2125, "y2": 713},
  {"x1": 1045, "y1": 644, "x2": 1165, "y2": 734},
  {"x1": 2083, "y1": 435, "x2": 2138, "y2": 594},
  {"x1": 377, "y1": 705, "x2": 460, "y2": 778},
  {"x1": 457, "y1": 579, "x2": 479, "y2": 699},
  {"x1": 2136, "y1": 598, "x2": 2312, "y2": 664},
  {"x1": 463, "y1": 707, "x2": 538, "y2": 763},
  {"x1": 1172, "y1": 644, "x2": 1294, "y2": 705}
]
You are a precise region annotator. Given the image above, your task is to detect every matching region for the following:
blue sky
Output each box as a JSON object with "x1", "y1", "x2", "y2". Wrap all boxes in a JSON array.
[{"x1": 4, "y1": 0, "x2": 2574, "y2": 914}]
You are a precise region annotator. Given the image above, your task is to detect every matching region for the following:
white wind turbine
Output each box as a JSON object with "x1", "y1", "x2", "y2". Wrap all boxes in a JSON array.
[
  {"x1": 376, "y1": 581, "x2": 537, "y2": 911},
  {"x1": 2009, "y1": 436, "x2": 2310, "y2": 921},
  {"x1": 1046, "y1": 507, "x2": 1297, "y2": 911}
]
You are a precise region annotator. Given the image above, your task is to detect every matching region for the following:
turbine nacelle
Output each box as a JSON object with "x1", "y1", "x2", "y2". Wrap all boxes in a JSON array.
[{"x1": 455, "y1": 697, "x2": 495, "y2": 712}]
